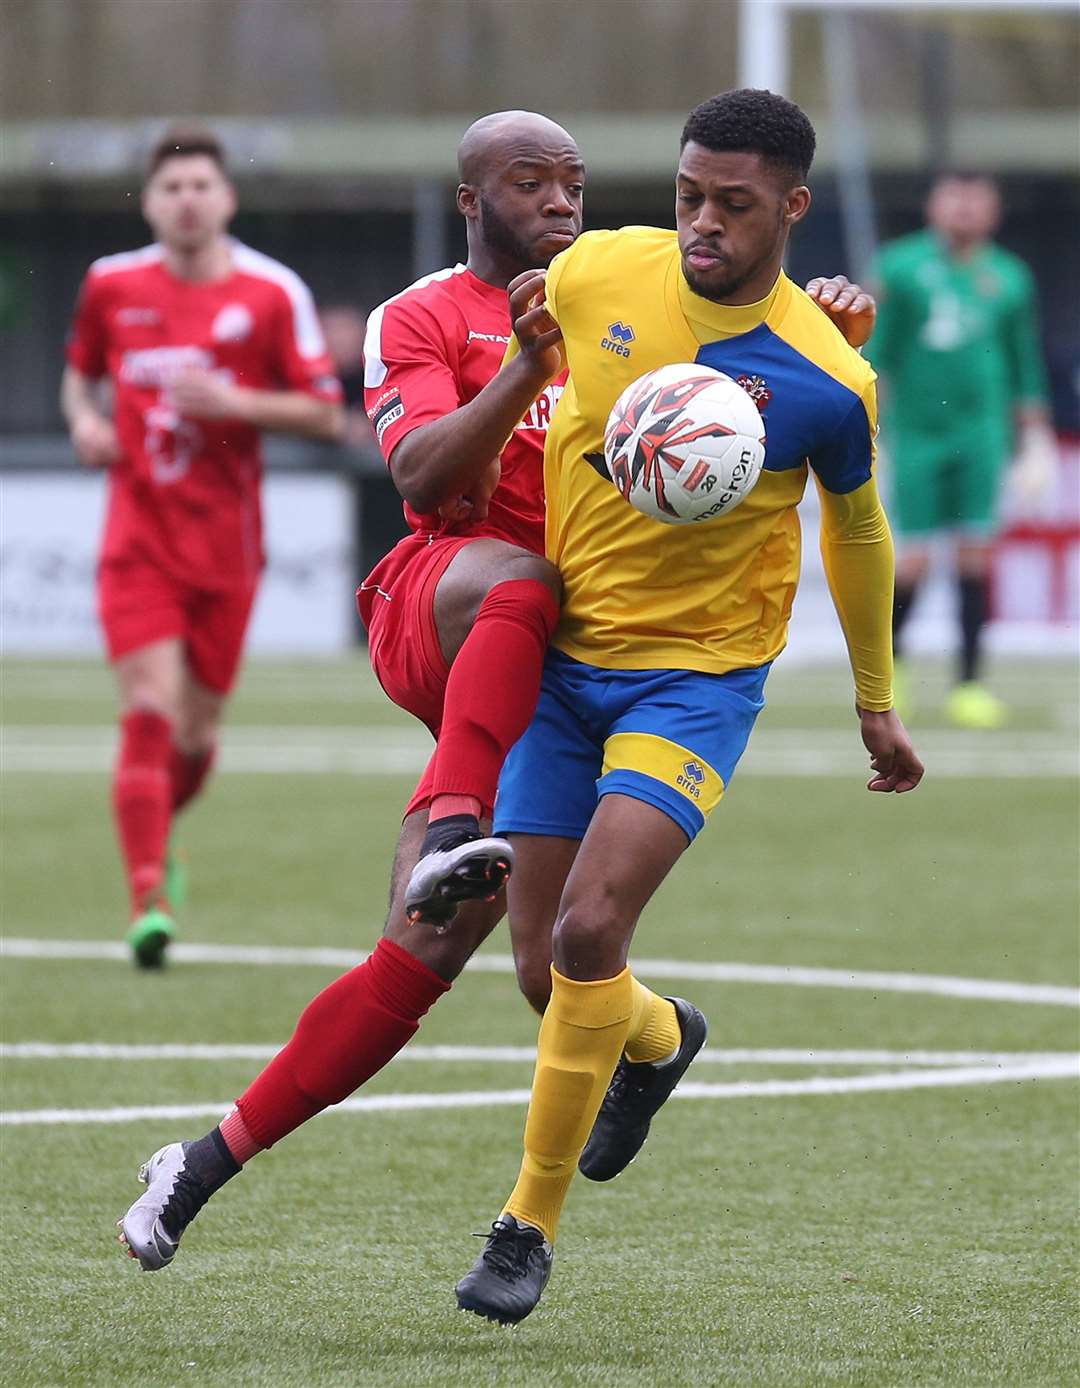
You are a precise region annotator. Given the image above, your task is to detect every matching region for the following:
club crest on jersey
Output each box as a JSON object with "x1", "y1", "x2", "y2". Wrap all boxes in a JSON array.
[
  {"x1": 601, "y1": 321, "x2": 635, "y2": 358},
  {"x1": 211, "y1": 303, "x2": 255, "y2": 343},
  {"x1": 736, "y1": 374, "x2": 771, "y2": 413}
]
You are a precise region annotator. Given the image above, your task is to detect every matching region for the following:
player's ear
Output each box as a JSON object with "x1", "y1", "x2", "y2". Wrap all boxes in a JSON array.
[
  {"x1": 457, "y1": 183, "x2": 479, "y2": 220},
  {"x1": 140, "y1": 179, "x2": 163, "y2": 232},
  {"x1": 784, "y1": 185, "x2": 811, "y2": 226}
]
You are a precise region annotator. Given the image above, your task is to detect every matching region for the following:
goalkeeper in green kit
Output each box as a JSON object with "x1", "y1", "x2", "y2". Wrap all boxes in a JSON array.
[{"x1": 871, "y1": 172, "x2": 1055, "y2": 728}]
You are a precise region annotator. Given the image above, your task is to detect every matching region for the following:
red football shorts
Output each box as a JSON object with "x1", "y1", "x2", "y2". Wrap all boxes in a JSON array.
[
  {"x1": 357, "y1": 533, "x2": 479, "y2": 820},
  {"x1": 97, "y1": 556, "x2": 258, "y2": 695}
]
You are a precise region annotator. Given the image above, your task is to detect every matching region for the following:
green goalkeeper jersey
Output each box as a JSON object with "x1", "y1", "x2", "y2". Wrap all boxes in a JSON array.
[{"x1": 871, "y1": 230, "x2": 1048, "y2": 446}]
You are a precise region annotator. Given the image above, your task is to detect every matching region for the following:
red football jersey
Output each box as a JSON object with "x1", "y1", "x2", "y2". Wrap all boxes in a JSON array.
[
  {"x1": 67, "y1": 241, "x2": 342, "y2": 588},
  {"x1": 363, "y1": 264, "x2": 565, "y2": 555}
]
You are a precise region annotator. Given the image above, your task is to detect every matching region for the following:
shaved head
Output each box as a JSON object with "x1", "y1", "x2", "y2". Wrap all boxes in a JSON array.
[
  {"x1": 455, "y1": 110, "x2": 584, "y2": 282},
  {"x1": 457, "y1": 111, "x2": 578, "y2": 185}
]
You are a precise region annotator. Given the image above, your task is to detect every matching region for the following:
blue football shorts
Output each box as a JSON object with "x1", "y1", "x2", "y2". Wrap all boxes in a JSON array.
[{"x1": 493, "y1": 648, "x2": 770, "y2": 844}]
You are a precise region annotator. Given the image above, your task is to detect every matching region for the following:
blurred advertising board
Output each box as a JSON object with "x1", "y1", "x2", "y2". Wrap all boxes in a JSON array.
[
  {"x1": 0, "y1": 471, "x2": 357, "y2": 655},
  {"x1": 2, "y1": 447, "x2": 1074, "y2": 661}
]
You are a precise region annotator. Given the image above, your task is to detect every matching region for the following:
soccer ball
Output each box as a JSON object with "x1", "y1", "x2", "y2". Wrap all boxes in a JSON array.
[{"x1": 603, "y1": 363, "x2": 766, "y2": 524}]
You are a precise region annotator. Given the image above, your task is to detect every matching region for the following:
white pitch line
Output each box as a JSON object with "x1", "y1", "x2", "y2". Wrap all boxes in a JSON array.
[
  {"x1": 3, "y1": 1057, "x2": 1076, "y2": 1127},
  {"x1": 1, "y1": 938, "x2": 361, "y2": 967},
  {"x1": 3, "y1": 937, "x2": 1077, "y2": 1008},
  {"x1": 3, "y1": 1042, "x2": 1077, "y2": 1068},
  {"x1": 672, "y1": 1056, "x2": 1080, "y2": 1099},
  {"x1": 626, "y1": 958, "x2": 1080, "y2": 1008},
  {"x1": 3, "y1": 725, "x2": 1076, "y2": 778}
]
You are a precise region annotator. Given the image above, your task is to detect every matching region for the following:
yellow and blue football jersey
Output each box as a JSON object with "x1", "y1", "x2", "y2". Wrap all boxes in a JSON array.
[{"x1": 530, "y1": 226, "x2": 893, "y2": 711}]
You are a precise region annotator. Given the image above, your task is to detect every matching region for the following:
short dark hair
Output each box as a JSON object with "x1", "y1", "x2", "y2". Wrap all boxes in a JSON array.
[
  {"x1": 931, "y1": 169, "x2": 999, "y2": 190},
  {"x1": 681, "y1": 89, "x2": 816, "y2": 186},
  {"x1": 146, "y1": 124, "x2": 227, "y2": 180}
]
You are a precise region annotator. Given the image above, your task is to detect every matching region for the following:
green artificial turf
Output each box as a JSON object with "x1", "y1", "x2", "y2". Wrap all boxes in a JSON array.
[{"x1": 2, "y1": 656, "x2": 1076, "y2": 1387}]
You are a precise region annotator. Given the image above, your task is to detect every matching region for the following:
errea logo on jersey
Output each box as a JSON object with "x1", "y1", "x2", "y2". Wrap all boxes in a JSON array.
[{"x1": 601, "y1": 321, "x2": 635, "y2": 358}]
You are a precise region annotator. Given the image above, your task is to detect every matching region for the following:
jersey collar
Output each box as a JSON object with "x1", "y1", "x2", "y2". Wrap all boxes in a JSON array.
[{"x1": 674, "y1": 264, "x2": 790, "y2": 344}]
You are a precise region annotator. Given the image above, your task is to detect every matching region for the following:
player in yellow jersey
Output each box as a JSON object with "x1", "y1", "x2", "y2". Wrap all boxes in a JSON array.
[{"x1": 456, "y1": 89, "x2": 925, "y2": 1325}]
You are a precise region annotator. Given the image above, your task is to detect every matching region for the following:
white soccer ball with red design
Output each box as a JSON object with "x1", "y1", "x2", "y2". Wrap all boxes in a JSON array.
[{"x1": 603, "y1": 363, "x2": 766, "y2": 524}]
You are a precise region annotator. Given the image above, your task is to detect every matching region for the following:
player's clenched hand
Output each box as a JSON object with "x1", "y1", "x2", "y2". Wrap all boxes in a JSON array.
[
  {"x1": 859, "y1": 708, "x2": 924, "y2": 793},
  {"x1": 71, "y1": 411, "x2": 119, "y2": 468},
  {"x1": 169, "y1": 367, "x2": 243, "y2": 420},
  {"x1": 508, "y1": 269, "x2": 564, "y2": 381},
  {"x1": 439, "y1": 458, "x2": 501, "y2": 523},
  {"x1": 806, "y1": 276, "x2": 876, "y2": 350}
]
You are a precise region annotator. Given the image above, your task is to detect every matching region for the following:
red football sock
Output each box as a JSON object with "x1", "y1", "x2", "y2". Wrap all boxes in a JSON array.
[
  {"x1": 218, "y1": 1107, "x2": 262, "y2": 1165},
  {"x1": 113, "y1": 709, "x2": 174, "y2": 913},
  {"x1": 171, "y1": 743, "x2": 215, "y2": 814},
  {"x1": 235, "y1": 938, "x2": 451, "y2": 1149},
  {"x1": 429, "y1": 578, "x2": 559, "y2": 814},
  {"x1": 428, "y1": 794, "x2": 483, "y2": 824}
]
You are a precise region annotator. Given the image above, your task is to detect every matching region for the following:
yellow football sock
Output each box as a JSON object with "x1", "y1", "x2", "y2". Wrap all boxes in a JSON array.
[
  {"x1": 503, "y1": 966, "x2": 633, "y2": 1244},
  {"x1": 623, "y1": 977, "x2": 681, "y2": 1065}
]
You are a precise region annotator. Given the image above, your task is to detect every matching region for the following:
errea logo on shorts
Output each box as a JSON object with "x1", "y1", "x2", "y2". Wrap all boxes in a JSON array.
[
  {"x1": 601, "y1": 321, "x2": 635, "y2": 358},
  {"x1": 602, "y1": 732, "x2": 724, "y2": 820},
  {"x1": 676, "y1": 759, "x2": 707, "y2": 799}
]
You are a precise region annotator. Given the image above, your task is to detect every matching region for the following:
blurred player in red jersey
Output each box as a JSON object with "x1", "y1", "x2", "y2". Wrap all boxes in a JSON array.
[
  {"x1": 62, "y1": 125, "x2": 344, "y2": 968},
  {"x1": 117, "y1": 111, "x2": 877, "y2": 1272}
]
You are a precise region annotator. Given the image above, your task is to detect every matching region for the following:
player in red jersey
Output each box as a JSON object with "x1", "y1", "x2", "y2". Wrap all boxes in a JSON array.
[
  {"x1": 357, "y1": 127, "x2": 577, "y2": 925},
  {"x1": 62, "y1": 125, "x2": 343, "y2": 967},
  {"x1": 117, "y1": 111, "x2": 878, "y2": 1272}
]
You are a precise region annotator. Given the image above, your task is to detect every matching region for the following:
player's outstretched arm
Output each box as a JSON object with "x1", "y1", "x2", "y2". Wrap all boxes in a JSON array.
[
  {"x1": 388, "y1": 270, "x2": 562, "y2": 518},
  {"x1": 60, "y1": 365, "x2": 119, "y2": 468},
  {"x1": 805, "y1": 276, "x2": 876, "y2": 350},
  {"x1": 168, "y1": 369, "x2": 344, "y2": 442},
  {"x1": 817, "y1": 475, "x2": 924, "y2": 795}
]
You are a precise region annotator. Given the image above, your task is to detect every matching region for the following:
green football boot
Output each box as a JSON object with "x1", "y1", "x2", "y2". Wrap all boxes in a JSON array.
[{"x1": 126, "y1": 906, "x2": 176, "y2": 970}]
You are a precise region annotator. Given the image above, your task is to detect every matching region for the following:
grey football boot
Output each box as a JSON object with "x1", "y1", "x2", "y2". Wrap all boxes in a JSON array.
[
  {"x1": 404, "y1": 834, "x2": 514, "y2": 930},
  {"x1": 118, "y1": 1139, "x2": 231, "y2": 1270}
]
